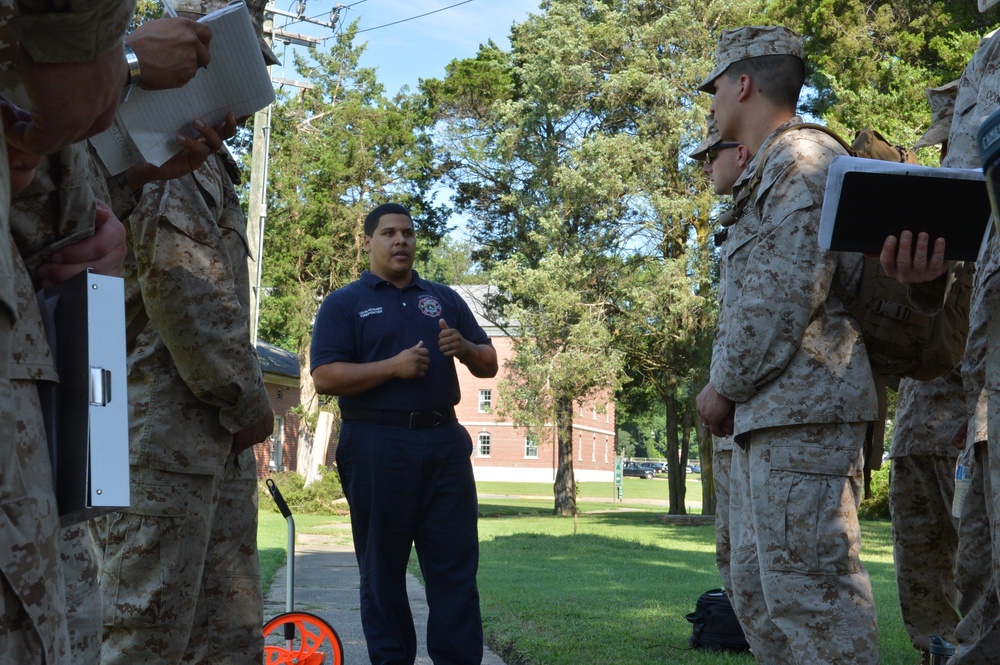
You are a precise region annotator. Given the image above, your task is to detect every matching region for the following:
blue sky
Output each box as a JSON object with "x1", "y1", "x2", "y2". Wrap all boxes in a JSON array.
[{"x1": 266, "y1": 0, "x2": 541, "y2": 95}]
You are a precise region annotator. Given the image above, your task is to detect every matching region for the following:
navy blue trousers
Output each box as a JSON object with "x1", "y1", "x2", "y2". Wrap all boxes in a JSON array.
[{"x1": 336, "y1": 420, "x2": 483, "y2": 665}]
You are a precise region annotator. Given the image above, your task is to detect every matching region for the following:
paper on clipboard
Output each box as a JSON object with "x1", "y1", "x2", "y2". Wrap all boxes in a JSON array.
[
  {"x1": 90, "y1": 1, "x2": 275, "y2": 174},
  {"x1": 819, "y1": 155, "x2": 991, "y2": 262}
]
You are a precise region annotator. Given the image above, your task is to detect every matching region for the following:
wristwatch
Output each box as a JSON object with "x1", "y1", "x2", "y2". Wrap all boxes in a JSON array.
[{"x1": 123, "y1": 41, "x2": 141, "y2": 88}]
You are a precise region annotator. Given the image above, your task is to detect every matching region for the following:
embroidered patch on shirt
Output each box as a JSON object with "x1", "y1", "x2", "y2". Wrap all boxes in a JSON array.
[
  {"x1": 417, "y1": 295, "x2": 443, "y2": 318},
  {"x1": 358, "y1": 307, "x2": 383, "y2": 318}
]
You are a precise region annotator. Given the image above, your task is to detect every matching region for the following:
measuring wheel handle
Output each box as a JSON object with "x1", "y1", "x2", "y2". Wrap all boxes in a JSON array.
[{"x1": 266, "y1": 477, "x2": 293, "y2": 519}]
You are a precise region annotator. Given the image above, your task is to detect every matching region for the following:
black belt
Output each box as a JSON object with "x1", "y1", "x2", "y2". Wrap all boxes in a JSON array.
[{"x1": 340, "y1": 406, "x2": 457, "y2": 430}]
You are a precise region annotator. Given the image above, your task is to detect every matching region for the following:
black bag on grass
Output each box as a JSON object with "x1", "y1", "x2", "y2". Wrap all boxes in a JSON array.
[{"x1": 685, "y1": 588, "x2": 750, "y2": 652}]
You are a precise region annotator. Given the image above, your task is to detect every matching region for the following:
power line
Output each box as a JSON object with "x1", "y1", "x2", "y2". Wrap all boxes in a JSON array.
[
  {"x1": 272, "y1": 0, "x2": 480, "y2": 47},
  {"x1": 355, "y1": 0, "x2": 477, "y2": 34},
  {"x1": 276, "y1": 0, "x2": 366, "y2": 31}
]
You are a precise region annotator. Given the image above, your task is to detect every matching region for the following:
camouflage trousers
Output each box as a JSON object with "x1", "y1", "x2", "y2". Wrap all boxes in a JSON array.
[
  {"x1": 1, "y1": 379, "x2": 67, "y2": 664},
  {"x1": 713, "y1": 445, "x2": 733, "y2": 592},
  {"x1": 889, "y1": 454, "x2": 960, "y2": 653},
  {"x1": 951, "y1": 441, "x2": 1000, "y2": 665},
  {"x1": 957, "y1": 442, "x2": 992, "y2": 613},
  {"x1": 951, "y1": 391, "x2": 1000, "y2": 665},
  {"x1": 729, "y1": 422, "x2": 878, "y2": 665},
  {"x1": 89, "y1": 449, "x2": 263, "y2": 665},
  {"x1": 1, "y1": 379, "x2": 103, "y2": 665}
]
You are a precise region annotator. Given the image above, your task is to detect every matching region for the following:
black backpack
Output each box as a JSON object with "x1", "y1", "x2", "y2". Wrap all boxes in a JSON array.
[{"x1": 685, "y1": 588, "x2": 750, "y2": 652}]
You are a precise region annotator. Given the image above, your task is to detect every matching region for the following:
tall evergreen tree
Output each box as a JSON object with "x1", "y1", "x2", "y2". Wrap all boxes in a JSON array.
[
  {"x1": 259, "y1": 22, "x2": 444, "y2": 463},
  {"x1": 424, "y1": 0, "x2": 760, "y2": 513}
]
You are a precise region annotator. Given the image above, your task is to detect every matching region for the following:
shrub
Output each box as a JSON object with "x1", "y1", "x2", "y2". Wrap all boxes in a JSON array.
[
  {"x1": 858, "y1": 465, "x2": 890, "y2": 521},
  {"x1": 259, "y1": 469, "x2": 347, "y2": 516}
]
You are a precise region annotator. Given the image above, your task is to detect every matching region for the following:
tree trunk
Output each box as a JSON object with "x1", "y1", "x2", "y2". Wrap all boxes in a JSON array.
[
  {"x1": 665, "y1": 390, "x2": 685, "y2": 515},
  {"x1": 553, "y1": 396, "x2": 577, "y2": 516},
  {"x1": 295, "y1": 346, "x2": 319, "y2": 481}
]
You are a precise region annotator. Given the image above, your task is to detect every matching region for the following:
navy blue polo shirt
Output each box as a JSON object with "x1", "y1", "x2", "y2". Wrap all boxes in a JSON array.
[{"x1": 310, "y1": 270, "x2": 492, "y2": 412}]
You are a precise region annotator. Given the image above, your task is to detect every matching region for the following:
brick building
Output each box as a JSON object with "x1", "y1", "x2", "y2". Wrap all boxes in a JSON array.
[
  {"x1": 453, "y1": 285, "x2": 616, "y2": 483},
  {"x1": 252, "y1": 340, "x2": 301, "y2": 476},
  {"x1": 253, "y1": 285, "x2": 618, "y2": 483}
]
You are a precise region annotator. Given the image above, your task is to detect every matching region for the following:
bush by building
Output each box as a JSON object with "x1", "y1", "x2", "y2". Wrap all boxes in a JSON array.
[{"x1": 259, "y1": 469, "x2": 347, "y2": 515}]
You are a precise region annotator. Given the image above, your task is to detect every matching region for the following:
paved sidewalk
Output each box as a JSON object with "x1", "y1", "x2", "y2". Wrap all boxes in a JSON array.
[{"x1": 264, "y1": 528, "x2": 507, "y2": 664}]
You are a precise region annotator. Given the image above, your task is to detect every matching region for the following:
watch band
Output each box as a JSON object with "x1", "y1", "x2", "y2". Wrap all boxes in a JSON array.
[{"x1": 123, "y1": 41, "x2": 141, "y2": 88}]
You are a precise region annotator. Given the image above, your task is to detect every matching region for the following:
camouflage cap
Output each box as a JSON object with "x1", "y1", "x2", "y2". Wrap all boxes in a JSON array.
[
  {"x1": 914, "y1": 80, "x2": 959, "y2": 149},
  {"x1": 690, "y1": 115, "x2": 724, "y2": 161},
  {"x1": 698, "y1": 25, "x2": 803, "y2": 94},
  {"x1": 167, "y1": 0, "x2": 279, "y2": 66}
]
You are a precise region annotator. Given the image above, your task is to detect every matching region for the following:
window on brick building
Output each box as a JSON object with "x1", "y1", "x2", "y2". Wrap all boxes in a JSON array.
[
  {"x1": 478, "y1": 432, "x2": 491, "y2": 457},
  {"x1": 269, "y1": 415, "x2": 284, "y2": 470},
  {"x1": 525, "y1": 435, "x2": 538, "y2": 458},
  {"x1": 478, "y1": 389, "x2": 492, "y2": 413}
]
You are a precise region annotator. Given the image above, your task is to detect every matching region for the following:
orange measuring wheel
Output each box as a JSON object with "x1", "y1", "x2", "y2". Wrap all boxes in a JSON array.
[
  {"x1": 263, "y1": 611, "x2": 344, "y2": 665},
  {"x1": 263, "y1": 479, "x2": 345, "y2": 665}
]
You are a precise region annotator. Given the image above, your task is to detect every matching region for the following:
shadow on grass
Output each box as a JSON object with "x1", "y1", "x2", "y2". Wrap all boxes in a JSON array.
[
  {"x1": 478, "y1": 525, "x2": 748, "y2": 665},
  {"x1": 476, "y1": 518, "x2": 908, "y2": 665},
  {"x1": 478, "y1": 502, "x2": 559, "y2": 518}
]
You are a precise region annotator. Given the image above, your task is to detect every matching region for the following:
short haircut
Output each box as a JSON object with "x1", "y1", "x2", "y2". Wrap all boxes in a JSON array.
[
  {"x1": 725, "y1": 54, "x2": 804, "y2": 110},
  {"x1": 364, "y1": 203, "x2": 411, "y2": 237}
]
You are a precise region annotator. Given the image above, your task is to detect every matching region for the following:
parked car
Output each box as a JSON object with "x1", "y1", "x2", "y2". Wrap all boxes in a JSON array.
[
  {"x1": 686, "y1": 464, "x2": 702, "y2": 474},
  {"x1": 623, "y1": 463, "x2": 655, "y2": 479},
  {"x1": 639, "y1": 461, "x2": 667, "y2": 474}
]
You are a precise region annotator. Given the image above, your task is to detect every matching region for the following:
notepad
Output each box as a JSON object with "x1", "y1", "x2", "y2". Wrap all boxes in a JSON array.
[
  {"x1": 818, "y1": 155, "x2": 992, "y2": 262},
  {"x1": 90, "y1": 1, "x2": 275, "y2": 175}
]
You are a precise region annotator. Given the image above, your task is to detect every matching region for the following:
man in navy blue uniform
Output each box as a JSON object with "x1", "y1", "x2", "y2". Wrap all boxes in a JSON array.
[{"x1": 311, "y1": 202, "x2": 498, "y2": 665}]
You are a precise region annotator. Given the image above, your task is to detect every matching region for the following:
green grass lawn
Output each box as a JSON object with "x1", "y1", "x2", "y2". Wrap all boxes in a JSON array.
[{"x1": 258, "y1": 490, "x2": 912, "y2": 664}]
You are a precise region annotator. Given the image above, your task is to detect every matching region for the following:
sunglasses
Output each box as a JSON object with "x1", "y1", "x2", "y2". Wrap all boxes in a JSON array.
[{"x1": 707, "y1": 142, "x2": 740, "y2": 163}]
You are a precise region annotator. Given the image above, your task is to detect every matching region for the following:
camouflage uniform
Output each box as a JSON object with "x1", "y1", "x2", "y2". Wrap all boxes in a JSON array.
[
  {"x1": 691, "y1": 120, "x2": 739, "y2": 592},
  {"x1": 6, "y1": 138, "x2": 114, "y2": 664},
  {"x1": 954, "y1": 219, "x2": 1000, "y2": 665},
  {"x1": 703, "y1": 27, "x2": 879, "y2": 664},
  {"x1": 89, "y1": 152, "x2": 272, "y2": 665},
  {"x1": 941, "y1": 28, "x2": 1000, "y2": 664},
  {"x1": 887, "y1": 372, "x2": 963, "y2": 654},
  {"x1": 711, "y1": 213, "x2": 736, "y2": 592},
  {"x1": 953, "y1": 444, "x2": 1000, "y2": 664},
  {"x1": 884, "y1": 77, "x2": 965, "y2": 662},
  {"x1": 0, "y1": 2, "x2": 133, "y2": 663},
  {"x1": 717, "y1": 116, "x2": 879, "y2": 664}
]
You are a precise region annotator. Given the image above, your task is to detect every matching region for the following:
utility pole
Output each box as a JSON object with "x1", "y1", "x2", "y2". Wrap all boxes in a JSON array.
[
  {"x1": 247, "y1": 2, "x2": 344, "y2": 344},
  {"x1": 246, "y1": 103, "x2": 270, "y2": 345}
]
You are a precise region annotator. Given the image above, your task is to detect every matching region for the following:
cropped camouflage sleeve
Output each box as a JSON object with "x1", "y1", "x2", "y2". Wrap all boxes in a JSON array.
[
  {"x1": 128, "y1": 154, "x2": 270, "y2": 434},
  {"x1": 10, "y1": 0, "x2": 133, "y2": 62}
]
